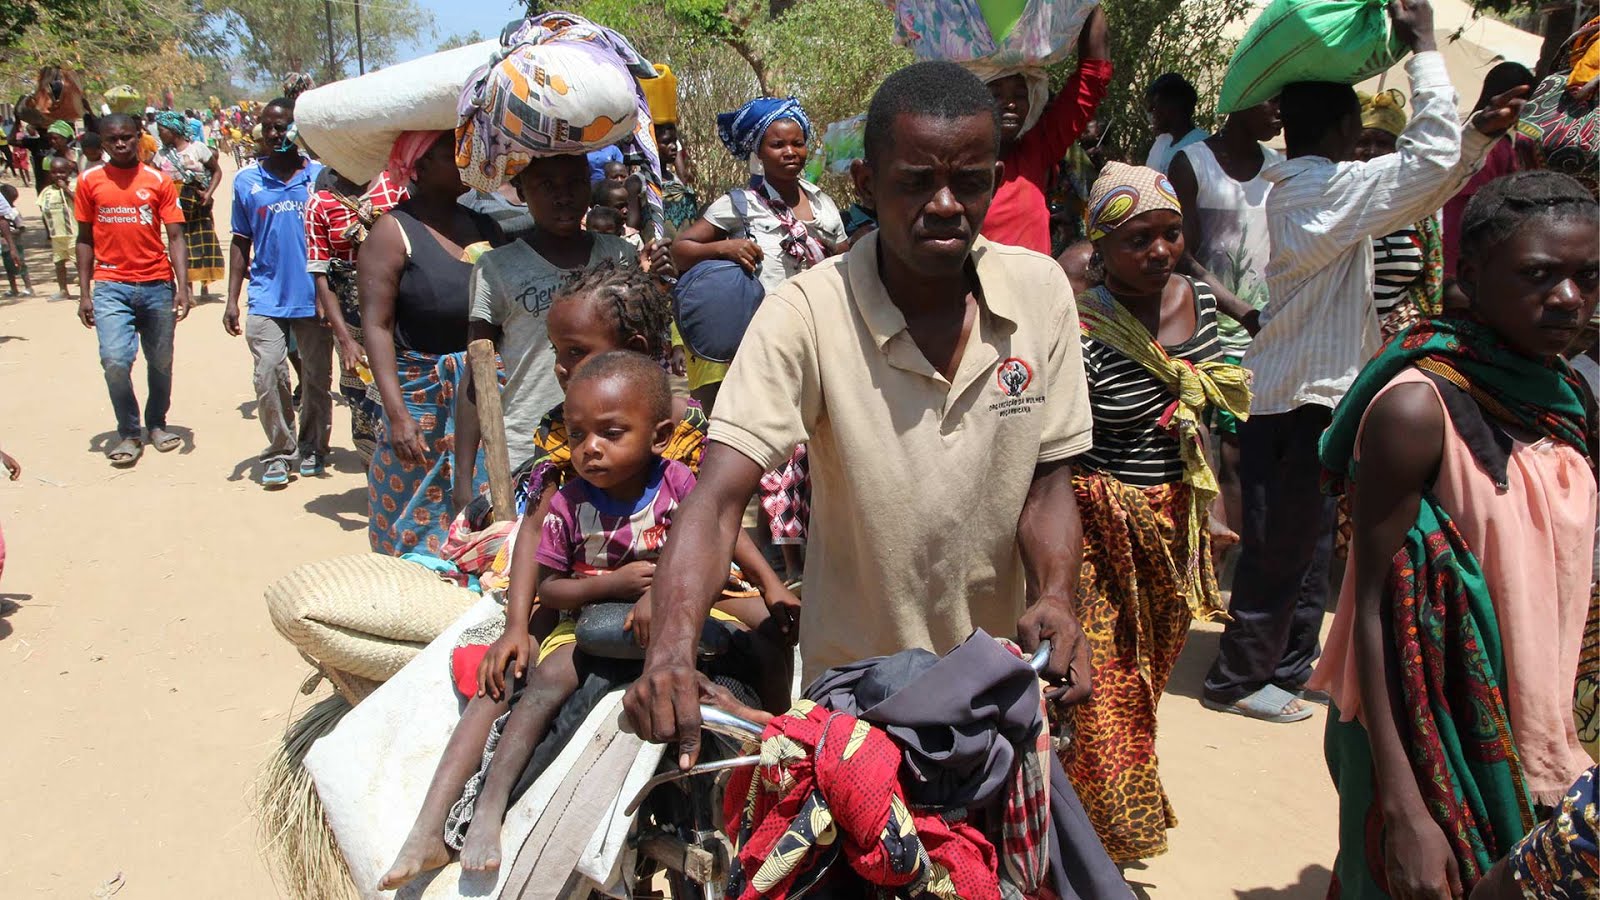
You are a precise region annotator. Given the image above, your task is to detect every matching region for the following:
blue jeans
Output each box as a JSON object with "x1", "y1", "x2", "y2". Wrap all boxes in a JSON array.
[{"x1": 93, "y1": 281, "x2": 175, "y2": 440}]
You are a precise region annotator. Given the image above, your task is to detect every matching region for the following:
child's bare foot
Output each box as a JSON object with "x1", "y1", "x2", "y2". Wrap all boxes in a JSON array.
[
  {"x1": 458, "y1": 814, "x2": 503, "y2": 874},
  {"x1": 377, "y1": 829, "x2": 452, "y2": 890}
]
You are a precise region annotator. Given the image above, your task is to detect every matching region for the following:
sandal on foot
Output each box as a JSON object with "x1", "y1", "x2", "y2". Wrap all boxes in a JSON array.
[
  {"x1": 1201, "y1": 685, "x2": 1314, "y2": 723},
  {"x1": 108, "y1": 438, "x2": 142, "y2": 468},
  {"x1": 1296, "y1": 687, "x2": 1332, "y2": 707},
  {"x1": 149, "y1": 428, "x2": 182, "y2": 453}
]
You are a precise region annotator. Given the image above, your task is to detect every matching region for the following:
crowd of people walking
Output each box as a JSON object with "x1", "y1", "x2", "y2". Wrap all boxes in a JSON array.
[{"x1": 10, "y1": 1, "x2": 1598, "y2": 896}]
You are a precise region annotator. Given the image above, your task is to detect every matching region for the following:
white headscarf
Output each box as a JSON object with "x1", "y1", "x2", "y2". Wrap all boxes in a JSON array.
[{"x1": 966, "y1": 62, "x2": 1051, "y2": 137}]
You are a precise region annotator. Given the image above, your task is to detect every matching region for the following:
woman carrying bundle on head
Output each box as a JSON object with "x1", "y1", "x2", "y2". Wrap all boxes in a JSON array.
[
  {"x1": 1063, "y1": 161, "x2": 1249, "y2": 862},
  {"x1": 359, "y1": 130, "x2": 509, "y2": 557},
  {"x1": 304, "y1": 147, "x2": 410, "y2": 466}
]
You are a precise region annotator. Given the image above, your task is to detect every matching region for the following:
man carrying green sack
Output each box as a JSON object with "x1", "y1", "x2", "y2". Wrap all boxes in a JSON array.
[
  {"x1": 1203, "y1": 0, "x2": 1532, "y2": 723},
  {"x1": 1219, "y1": 0, "x2": 1407, "y2": 114}
]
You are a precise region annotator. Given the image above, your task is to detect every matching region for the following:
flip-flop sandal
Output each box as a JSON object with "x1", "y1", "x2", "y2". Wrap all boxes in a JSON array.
[
  {"x1": 1201, "y1": 684, "x2": 1314, "y2": 723},
  {"x1": 107, "y1": 438, "x2": 142, "y2": 468},
  {"x1": 1296, "y1": 687, "x2": 1332, "y2": 707},
  {"x1": 149, "y1": 428, "x2": 182, "y2": 453}
]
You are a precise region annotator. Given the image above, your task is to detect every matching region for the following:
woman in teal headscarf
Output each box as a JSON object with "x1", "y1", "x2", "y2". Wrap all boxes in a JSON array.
[{"x1": 153, "y1": 110, "x2": 225, "y2": 293}]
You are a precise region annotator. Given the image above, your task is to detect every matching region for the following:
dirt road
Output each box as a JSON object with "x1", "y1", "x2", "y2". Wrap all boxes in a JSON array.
[{"x1": 0, "y1": 156, "x2": 1335, "y2": 898}]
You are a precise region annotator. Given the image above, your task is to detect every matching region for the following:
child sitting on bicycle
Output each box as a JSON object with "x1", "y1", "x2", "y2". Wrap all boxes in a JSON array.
[
  {"x1": 455, "y1": 349, "x2": 794, "y2": 874},
  {"x1": 381, "y1": 266, "x2": 797, "y2": 892}
]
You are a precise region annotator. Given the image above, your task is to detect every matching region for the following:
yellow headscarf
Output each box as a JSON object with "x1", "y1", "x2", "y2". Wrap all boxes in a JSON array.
[
  {"x1": 1571, "y1": 16, "x2": 1600, "y2": 91},
  {"x1": 1358, "y1": 88, "x2": 1408, "y2": 137}
]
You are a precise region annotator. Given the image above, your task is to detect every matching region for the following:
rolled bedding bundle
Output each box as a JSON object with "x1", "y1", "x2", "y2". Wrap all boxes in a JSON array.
[
  {"x1": 265, "y1": 554, "x2": 481, "y2": 687},
  {"x1": 293, "y1": 40, "x2": 499, "y2": 184},
  {"x1": 455, "y1": 11, "x2": 669, "y2": 238},
  {"x1": 1218, "y1": 0, "x2": 1406, "y2": 114}
]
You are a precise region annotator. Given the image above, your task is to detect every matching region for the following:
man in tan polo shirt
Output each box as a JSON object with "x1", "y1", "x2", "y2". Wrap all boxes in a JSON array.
[{"x1": 624, "y1": 61, "x2": 1095, "y2": 768}]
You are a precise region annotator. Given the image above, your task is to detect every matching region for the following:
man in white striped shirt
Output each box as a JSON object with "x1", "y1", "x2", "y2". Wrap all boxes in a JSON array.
[{"x1": 1202, "y1": 0, "x2": 1529, "y2": 721}]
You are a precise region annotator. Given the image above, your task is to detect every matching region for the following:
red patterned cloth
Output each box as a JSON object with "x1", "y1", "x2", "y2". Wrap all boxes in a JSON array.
[
  {"x1": 725, "y1": 700, "x2": 1001, "y2": 900},
  {"x1": 304, "y1": 171, "x2": 408, "y2": 268}
]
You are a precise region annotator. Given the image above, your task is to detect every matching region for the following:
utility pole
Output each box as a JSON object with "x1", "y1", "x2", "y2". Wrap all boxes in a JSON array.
[
  {"x1": 355, "y1": 0, "x2": 366, "y2": 75},
  {"x1": 324, "y1": 0, "x2": 337, "y2": 82}
]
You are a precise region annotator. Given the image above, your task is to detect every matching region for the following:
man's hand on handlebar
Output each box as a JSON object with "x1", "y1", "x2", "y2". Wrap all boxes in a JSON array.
[
  {"x1": 624, "y1": 650, "x2": 705, "y2": 770},
  {"x1": 1016, "y1": 594, "x2": 1092, "y2": 705}
]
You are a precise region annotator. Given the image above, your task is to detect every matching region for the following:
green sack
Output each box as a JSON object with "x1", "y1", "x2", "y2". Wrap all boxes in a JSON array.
[{"x1": 1217, "y1": 0, "x2": 1405, "y2": 114}]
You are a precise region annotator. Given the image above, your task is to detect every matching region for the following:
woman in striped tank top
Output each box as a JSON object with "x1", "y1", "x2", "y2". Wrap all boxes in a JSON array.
[
  {"x1": 1061, "y1": 162, "x2": 1252, "y2": 861},
  {"x1": 1356, "y1": 90, "x2": 1446, "y2": 339}
]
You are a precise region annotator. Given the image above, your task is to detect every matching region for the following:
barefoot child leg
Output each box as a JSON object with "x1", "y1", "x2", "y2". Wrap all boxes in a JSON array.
[
  {"x1": 378, "y1": 693, "x2": 509, "y2": 889},
  {"x1": 457, "y1": 642, "x2": 581, "y2": 873}
]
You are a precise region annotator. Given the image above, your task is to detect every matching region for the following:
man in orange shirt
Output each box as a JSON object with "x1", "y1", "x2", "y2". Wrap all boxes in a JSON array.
[{"x1": 75, "y1": 113, "x2": 191, "y2": 468}]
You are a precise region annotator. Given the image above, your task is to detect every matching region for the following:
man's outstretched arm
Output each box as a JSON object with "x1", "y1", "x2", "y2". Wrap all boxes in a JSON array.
[{"x1": 623, "y1": 443, "x2": 768, "y2": 770}]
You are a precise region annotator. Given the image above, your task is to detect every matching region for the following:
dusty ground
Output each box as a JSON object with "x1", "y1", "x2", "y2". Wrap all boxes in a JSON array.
[{"x1": 0, "y1": 156, "x2": 1335, "y2": 899}]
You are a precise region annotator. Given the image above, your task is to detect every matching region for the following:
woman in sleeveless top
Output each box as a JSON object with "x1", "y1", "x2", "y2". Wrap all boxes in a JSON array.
[
  {"x1": 1310, "y1": 172, "x2": 1595, "y2": 900},
  {"x1": 358, "y1": 132, "x2": 507, "y2": 556},
  {"x1": 1066, "y1": 163, "x2": 1251, "y2": 862},
  {"x1": 1167, "y1": 99, "x2": 1282, "y2": 557}
]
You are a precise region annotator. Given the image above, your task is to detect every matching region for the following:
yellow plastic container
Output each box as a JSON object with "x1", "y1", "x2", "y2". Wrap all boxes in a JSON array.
[{"x1": 639, "y1": 63, "x2": 678, "y2": 125}]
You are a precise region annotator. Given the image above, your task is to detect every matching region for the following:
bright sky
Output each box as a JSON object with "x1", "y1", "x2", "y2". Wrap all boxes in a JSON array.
[{"x1": 397, "y1": 0, "x2": 523, "y2": 63}]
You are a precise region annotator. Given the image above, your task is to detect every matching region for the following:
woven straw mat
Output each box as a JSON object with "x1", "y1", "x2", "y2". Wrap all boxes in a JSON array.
[{"x1": 266, "y1": 554, "x2": 480, "y2": 682}]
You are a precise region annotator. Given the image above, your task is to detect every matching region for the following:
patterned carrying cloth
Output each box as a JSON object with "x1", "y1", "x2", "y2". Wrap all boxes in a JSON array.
[
  {"x1": 725, "y1": 700, "x2": 1002, "y2": 900},
  {"x1": 1508, "y1": 765, "x2": 1598, "y2": 898},
  {"x1": 1318, "y1": 316, "x2": 1595, "y2": 895},
  {"x1": 368, "y1": 351, "x2": 496, "y2": 557},
  {"x1": 760, "y1": 444, "x2": 811, "y2": 546},
  {"x1": 455, "y1": 12, "x2": 666, "y2": 239},
  {"x1": 1516, "y1": 69, "x2": 1599, "y2": 199}
]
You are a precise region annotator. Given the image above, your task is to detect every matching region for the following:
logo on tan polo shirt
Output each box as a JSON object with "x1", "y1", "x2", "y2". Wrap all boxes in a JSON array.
[
  {"x1": 990, "y1": 357, "x2": 1044, "y2": 418},
  {"x1": 996, "y1": 358, "x2": 1032, "y2": 397}
]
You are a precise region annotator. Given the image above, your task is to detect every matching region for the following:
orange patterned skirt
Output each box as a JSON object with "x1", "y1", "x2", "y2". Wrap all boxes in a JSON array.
[{"x1": 1060, "y1": 473, "x2": 1220, "y2": 862}]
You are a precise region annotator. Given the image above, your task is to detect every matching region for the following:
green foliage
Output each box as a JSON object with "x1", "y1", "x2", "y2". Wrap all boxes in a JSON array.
[
  {"x1": 558, "y1": 0, "x2": 907, "y2": 201},
  {"x1": 0, "y1": 0, "x2": 220, "y2": 98},
  {"x1": 1072, "y1": 0, "x2": 1255, "y2": 162},
  {"x1": 518, "y1": 0, "x2": 1250, "y2": 188},
  {"x1": 210, "y1": 0, "x2": 436, "y2": 84},
  {"x1": 438, "y1": 31, "x2": 490, "y2": 53}
]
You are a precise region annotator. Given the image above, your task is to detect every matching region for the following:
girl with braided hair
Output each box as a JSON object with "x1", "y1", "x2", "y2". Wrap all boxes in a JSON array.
[{"x1": 382, "y1": 260, "x2": 798, "y2": 890}]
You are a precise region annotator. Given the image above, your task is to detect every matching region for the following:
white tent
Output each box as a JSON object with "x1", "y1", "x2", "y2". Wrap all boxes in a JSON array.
[{"x1": 1222, "y1": 0, "x2": 1543, "y2": 114}]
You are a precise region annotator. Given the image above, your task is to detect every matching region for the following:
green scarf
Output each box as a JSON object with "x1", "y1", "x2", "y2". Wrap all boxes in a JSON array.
[
  {"x1": 1406, "y1": 214, "x2": 1445, "y2": 318},
  {"x1": 1318, "y1": 316, "x2": 1592, "y2": 889}
]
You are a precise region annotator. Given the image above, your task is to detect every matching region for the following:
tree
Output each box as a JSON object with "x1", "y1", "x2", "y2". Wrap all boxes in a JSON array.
[
  {"x1": 438, "y1": 30, "x2": 489, "y2": 53},
  {"x1": 521, "y1": 0, "x2": 1250, "y2": 192},
  {"x1": 558, "y1": 0, "x2": 909, "y2": 200},
  {"x1": 1082, "y1": 0, "x2": 1256, "y2": 162},
  {"x1": 210, "y1": 0, "x2": 436, "y2": 85},
  {"x1": 0, "y1": 0, "x2": 219, "y2": 104}
]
